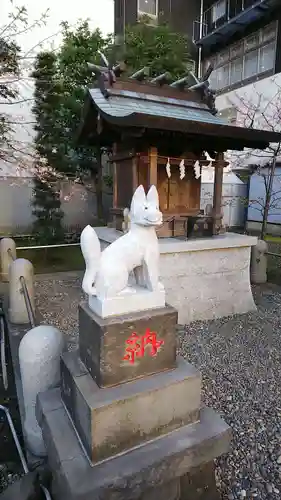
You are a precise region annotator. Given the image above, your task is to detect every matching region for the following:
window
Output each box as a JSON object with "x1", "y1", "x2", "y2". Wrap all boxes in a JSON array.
[
  {"x1": 207, "y1": 21, "x2": 277, "y2": 91},
  {"x1": 217, "y1": 48, "x2": 229, "y2": 66},
  {"x1": 230, "y1": 58, "x2": 243, "y2": 85},
  {"x1": 209, "y1": 69, "x2": 218, "y2": 89},
  {"x1": 212, "y1": 0, "x2": 226, "y2": 23},
  {"x1": 244, "y1": 33, "x2": 259, "y2": 52},
  {"x1": 261, "y1": 23, "x2": 277, "y2": 44},
  {"x1": 230, "y1": 42, "x2": 243, "y2": 60},
  {"x1": 259, "y1": 42, "x2": 275, "y2": 73},
  {"x1": 138, "y1": 0, "x2": 157, "y2": 16},
  {"x1": 217, "y1": 65, "x2": 229, "y2": 89},
  {"x1": 244, "y1": 49, "x2": 259, "y2": 79}
]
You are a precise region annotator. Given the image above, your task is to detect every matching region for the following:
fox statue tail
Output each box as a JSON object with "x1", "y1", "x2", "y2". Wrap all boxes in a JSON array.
[{"x1": 80, "y1": 225, "x2": 101, "y2": 295}]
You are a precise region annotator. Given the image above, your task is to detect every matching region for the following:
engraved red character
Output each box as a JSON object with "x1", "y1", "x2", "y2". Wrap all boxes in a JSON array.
[{"x1": 122, "y1": 328, "x2": 164, "y2": 365}]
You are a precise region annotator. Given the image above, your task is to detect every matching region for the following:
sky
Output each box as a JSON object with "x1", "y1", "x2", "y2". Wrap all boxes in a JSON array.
[{"x1": 2, "y1": 0, "x2": 114, "y2": 56}]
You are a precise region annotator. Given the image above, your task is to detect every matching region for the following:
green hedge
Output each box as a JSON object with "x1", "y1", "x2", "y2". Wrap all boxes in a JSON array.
[{"x1": 17, "y1": 245, "x2": 84, "y2": 274}]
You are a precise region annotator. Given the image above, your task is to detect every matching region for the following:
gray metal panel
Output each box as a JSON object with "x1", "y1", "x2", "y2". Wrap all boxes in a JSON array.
[{"x1": 89, "y1": 88, "x2": 229, "y2": 126}]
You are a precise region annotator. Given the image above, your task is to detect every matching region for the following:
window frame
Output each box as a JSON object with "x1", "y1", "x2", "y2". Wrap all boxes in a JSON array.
[
  {"x1": 211, "y1": 0, "x2": 227, "y2": 24},
  {"x1": 209, "y1": 21, "x2": 277, "y2": 92},
  {"x1": 137, "y1": 0, "x2": 158, "y2": 18}
]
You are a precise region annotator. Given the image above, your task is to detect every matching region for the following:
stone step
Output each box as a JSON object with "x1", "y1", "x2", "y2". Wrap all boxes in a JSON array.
[
  {"x1": 79, "y1": 302, "x2": 178, "y2": 387},
  {"x1": 37, "y1": 387, "x2": 231, "y2": 500},
  {"x1": 60, "y1": 351, "x2": 202, "y2": 463}
]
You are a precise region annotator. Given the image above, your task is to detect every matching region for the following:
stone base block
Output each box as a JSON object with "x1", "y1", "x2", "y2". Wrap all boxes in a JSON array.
[
  {"x1": 88, "y1": 285, "x2": 166, "y2": 318},
  {"x1": 79, "y1": 303, "x2": 178, "y2": 387},
  {"x1": 61, "y1": 351, "x2": 201, "y2": 463},
  {"x1": 37, "y1": 388, "x2": 231, "y2": 500}
]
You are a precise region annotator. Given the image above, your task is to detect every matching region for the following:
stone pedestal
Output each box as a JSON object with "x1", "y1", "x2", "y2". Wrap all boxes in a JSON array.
[
  {"x1": 79, "y1": 303, "x2": 178, "y2": 387},
  {"x1": 37, "y1": 302, "x2": 231, "y2": 499}
]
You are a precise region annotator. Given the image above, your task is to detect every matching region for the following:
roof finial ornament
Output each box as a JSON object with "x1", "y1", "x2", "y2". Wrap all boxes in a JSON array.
[
  {"x1": 187, "y1": 64, "x2": 217, "y2": 115},
  {"x1": 170, "y1": 76, "x2": 190, "y2": 90},
  {"x1": 130, "y1": 67, "x2": 150, "y2": 81},
  {"x1": 87, "y1": 51, "x2": 124, "y2": 98}
]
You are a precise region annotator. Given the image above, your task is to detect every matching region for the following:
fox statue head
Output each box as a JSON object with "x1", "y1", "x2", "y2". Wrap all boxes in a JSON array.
[{"x1": 129, "y1": 185, "x2": 163, "y2": 227}]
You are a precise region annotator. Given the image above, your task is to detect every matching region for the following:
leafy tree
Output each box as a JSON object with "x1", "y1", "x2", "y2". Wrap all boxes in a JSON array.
[
  {"x1": 31, "y1": 22, "x2": 110, "y2": 220},
  {"x1": 114, "y1": 20, "x2": 195, "y2": 78},
  {"x1": 31, "y1": 20, "x2": 194, "y2": 221},
  {"x1": 31, "y1": 52, "x2": 65, "y2": 242},
  {"x1": 0, "y1": 36, "x2": 20, "y2": 161},
  {"x1": 32, "y1": 175, "x2": 64, "y2": 244}
]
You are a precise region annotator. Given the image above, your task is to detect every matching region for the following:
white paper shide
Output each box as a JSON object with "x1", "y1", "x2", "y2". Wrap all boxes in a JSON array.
[{"x1": 80, "y1": 185, "x2": 165, "y2": 317}]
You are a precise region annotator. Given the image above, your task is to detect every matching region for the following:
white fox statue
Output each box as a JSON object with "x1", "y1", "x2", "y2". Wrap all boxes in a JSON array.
[{"x1": 80, "y1": 185, "x2": 164, "y2": 301}]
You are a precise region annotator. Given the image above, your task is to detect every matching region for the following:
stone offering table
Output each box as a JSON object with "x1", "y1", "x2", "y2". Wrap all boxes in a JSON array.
[
  {"x1": 37, "y1": 302, "x2": 231, "y2": 499},
  {"x1": 96, "y1": 227, "x2": 257, "y2": 324}
]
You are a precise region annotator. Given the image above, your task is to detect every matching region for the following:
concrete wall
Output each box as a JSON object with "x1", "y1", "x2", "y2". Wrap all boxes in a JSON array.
[
  {"x1": 248, "y1": 166, "x2": 281, "y2": 224},
  {"x1": 0, "y1": 177, "x2": 113, "y2": 235},
  {"x1": 201, "y1": 182, "x2": 247, "y2": 228}
]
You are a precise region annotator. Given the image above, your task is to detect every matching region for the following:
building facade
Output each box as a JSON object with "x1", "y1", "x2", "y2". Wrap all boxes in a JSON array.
[
  {"x1": 193, "y1": 1, "x2": 281, "y2": 95},
  {"x1": 192, "y1": 1, "x2": 281, "y2": 135},
  {"x1": 193, "y1": 0, "x2": 281, "y2": 229},
  {"x1": 193, "y1": 1, "x2": 281, "y2": 168},
  {"x1": 114, "y1": 0, "x2": 200, "y2": 41}
]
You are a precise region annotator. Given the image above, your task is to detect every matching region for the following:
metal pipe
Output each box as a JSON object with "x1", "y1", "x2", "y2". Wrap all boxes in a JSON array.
[
  {"x1": 19, "y1": 276, "x2": 36, "y2": 329},
  {"x1": 124, "y1": 0, "x2": 126, "y2": 40},
  {"x1": 7, "y1": 247, "x2": 16, "y2": 261},
  {"x1": 0, "y1": 405, "x2": 29, "y2": 474},
  {"x1": 8, "y1": 246, "x2": 36, "y2": 327},
  {"x1": 198, "y1": 0, "x2": 204, "y2": 79},
  {"x1": 17, "y1": 243, "x2": 80, "y2": 251},
  {"x1": 0, "y1": 405, "x2": 52, "y2": 499},
  {"x1": 266, "y1": 252, "x2": 281, "y2": 257},
  {"x1": 0, "y1": 316, "x2": 8, "y2": 391},
  {"x1": 41, "y1": 485, "x2": 52, "y2": 500}
]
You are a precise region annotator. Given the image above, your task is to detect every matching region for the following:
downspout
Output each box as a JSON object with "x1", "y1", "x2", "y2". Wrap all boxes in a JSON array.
[
  {"x1": 123, "y1": 0, "x2": 126, "y2": 40},
  {"x1": 198, "y1": 0, "x2": 204, "y2": 78}
]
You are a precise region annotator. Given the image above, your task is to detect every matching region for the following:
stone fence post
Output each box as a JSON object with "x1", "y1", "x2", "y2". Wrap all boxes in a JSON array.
[
  {"x1": 0, "y1": 237, "x2": 16, "y2": 282},
  {"x1": 19, "y1": 325, "x2": 65, "y2": 456},
  {"x1": 251, "y1": 239, "x2": 268, "y2": 284},
  {"x1": 9, "y1": 258, "x2": 35, "y2": 325}
]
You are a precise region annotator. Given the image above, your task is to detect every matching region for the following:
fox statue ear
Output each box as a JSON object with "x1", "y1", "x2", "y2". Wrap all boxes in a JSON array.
[
  {"x1": 130, "y1": 185, "x2": 146, "y2": 211},
  {"x1": 146, "y1": 185, "x2": 159, "y2": 206}
]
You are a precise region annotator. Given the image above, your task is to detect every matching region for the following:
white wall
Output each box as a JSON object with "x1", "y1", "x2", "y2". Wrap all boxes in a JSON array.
[
  {"x1": 0, "y1": 177, "x2": 114, "y2": 235},
  {"x1": 248, "y1": 166, "x2": 281, "y2": 224},
  {"x1": 215, "y1": 72, "x2": 281, "y2": 168}
]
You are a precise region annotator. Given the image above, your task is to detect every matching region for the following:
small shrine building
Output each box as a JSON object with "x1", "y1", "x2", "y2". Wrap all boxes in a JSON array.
[
  {"x1": 77, "y1": 60, "x2": 281, "y2": 324},
  {"x1": 77, "y1": 62, "x2": 280, "y2": 239}
]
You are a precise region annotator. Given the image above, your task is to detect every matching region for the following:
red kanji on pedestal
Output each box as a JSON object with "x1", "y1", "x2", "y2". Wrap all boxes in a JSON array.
[{"x1": 122, "y1": 328, "x2": 164, "y2": 365}]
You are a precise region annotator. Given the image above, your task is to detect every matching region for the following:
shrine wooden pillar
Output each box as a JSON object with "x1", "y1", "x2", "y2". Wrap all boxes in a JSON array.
[
  {"x1": 148, "y1": 147, "x2": 158, "y2": 187},
  {"x1": 212, "y1": 152, "x2": 224, "y2": 235}
]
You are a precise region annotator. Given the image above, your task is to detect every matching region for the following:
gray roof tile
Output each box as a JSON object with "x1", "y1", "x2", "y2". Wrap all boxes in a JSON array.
[{"x1": 89, "y1": 88, "x2": 228, "y2": 126}]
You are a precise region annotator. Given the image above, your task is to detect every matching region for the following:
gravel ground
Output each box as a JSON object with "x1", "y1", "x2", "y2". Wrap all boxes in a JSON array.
[{"x1": 34, "y1": 273, "x2": 281, "y2": 500}]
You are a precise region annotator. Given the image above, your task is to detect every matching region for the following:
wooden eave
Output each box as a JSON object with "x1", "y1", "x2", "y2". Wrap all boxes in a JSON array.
[{"x1": 76, "y1": 81, "x2": 281, "y2": 152}]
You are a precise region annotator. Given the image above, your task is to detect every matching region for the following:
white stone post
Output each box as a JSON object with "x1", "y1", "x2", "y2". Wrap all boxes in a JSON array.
[
  {"x1": 9, "y1": 258, "x2": 35, "y2": 324},
  {"x1": 0, "y1": 238, "x2": 16, "y2": 282},
  {"x1": 19, "y1": 325, "x2": 65, "y2": 456},
  {"x1": 251, "y1": 239, "x2": 268, "y2": 284}
]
